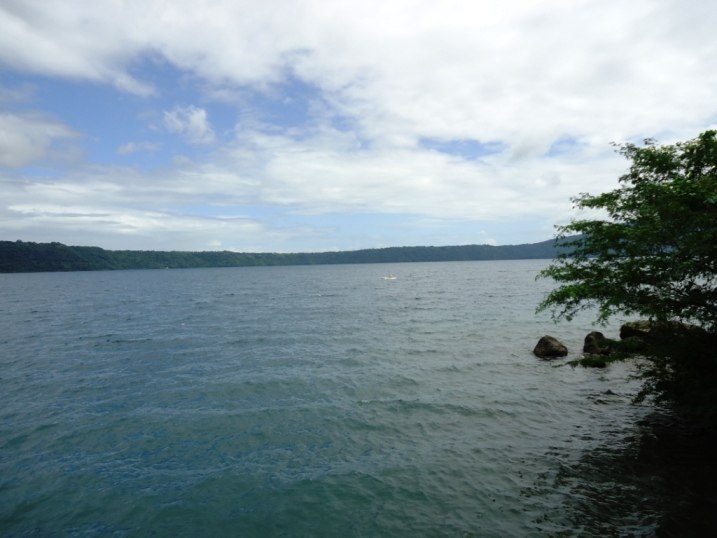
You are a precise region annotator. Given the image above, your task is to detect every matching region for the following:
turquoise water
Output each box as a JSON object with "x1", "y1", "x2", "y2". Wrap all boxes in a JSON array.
[{"x1": 0, "y1": 260, "x2": 678, "y2": 536}]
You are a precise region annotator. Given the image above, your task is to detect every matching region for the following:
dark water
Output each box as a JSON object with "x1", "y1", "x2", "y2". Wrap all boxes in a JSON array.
[{"x1": 0, "y1": 260, "x2": 712, "y2": 536}]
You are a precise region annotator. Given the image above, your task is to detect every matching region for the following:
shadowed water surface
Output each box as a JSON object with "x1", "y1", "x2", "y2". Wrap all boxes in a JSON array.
[{"x1": 1, "y1": 261, "x2": 712, "y2": 536}]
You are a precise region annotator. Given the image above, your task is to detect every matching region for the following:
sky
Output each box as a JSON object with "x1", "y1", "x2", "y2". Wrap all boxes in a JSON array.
[{"x1": 1, "y1": 0, "x2": 716, "y2": 252}]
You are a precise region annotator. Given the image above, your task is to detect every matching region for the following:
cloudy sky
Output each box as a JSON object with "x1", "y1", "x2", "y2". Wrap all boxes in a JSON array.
[{"x1": 1, "y1": 0, "x2": 715, "y2": 252}]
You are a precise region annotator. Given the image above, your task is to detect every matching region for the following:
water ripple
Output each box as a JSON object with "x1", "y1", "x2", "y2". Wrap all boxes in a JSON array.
[{"x1": 0, "y1": 261, "x2": 675, "y2": 536}]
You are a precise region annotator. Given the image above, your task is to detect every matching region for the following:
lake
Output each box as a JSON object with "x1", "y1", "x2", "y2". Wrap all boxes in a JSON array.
[{"x1": 0, "y1": 260, "x2": 706, "y2": 536}]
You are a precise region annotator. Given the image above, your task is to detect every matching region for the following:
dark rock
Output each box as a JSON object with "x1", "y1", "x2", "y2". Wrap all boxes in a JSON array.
[
  {"x1": 582, "y1": 330, "x2": 649, "y2": 360},
  {"x1": 620, "y1": 320, "x2": 708, "y2": 341},
  {"x1": 533, "y1": 335, "x2": 568, "y2": 358},
  {"x1": 620, "y1": 320, "x2": 653, "y2": 339},
  {"x1": 583, "y1": 331, "x2": 612, "y2": 355}
]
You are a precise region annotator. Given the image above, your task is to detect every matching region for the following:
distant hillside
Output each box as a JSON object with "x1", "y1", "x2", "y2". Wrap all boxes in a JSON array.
[{"x1": 0, "y1": 238, "x2": 573, "y2": 273}]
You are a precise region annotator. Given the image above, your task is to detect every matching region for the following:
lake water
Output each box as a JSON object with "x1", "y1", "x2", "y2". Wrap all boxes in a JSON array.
[{"x1": 0, "y1": 260, "x2": 707, "y2": 536}]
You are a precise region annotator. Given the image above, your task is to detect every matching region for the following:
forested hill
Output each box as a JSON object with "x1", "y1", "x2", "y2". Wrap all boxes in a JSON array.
[{"x1": 0, "y1": 239, "x2": 570, "y2": 273}]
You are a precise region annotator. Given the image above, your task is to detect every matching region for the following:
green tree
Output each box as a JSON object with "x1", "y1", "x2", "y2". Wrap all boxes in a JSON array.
[
  {"x1": 538, "y1": 131, "x2": 717, "y2": 412},
  {"x1": 538, "y1": 130, "x2": 717, "y2": 332}
]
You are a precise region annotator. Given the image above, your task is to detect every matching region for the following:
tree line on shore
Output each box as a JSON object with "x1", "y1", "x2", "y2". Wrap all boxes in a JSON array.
[{"x1": 0, "y1": 238, "x2": 568, "y2": 273}]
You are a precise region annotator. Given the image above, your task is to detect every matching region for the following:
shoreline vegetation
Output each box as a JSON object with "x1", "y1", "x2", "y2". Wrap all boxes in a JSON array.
[
  {"x1": 536, "y1": 131, "x2": 717, "y2": 422},
  {"x1": 0, "y1": 238, "x2": 571, "y2": 274}
]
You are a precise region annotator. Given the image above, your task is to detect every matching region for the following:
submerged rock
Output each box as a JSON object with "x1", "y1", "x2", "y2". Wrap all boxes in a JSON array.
[{"x1": 533, "y1": 335, "x2": 568, "y2": 358}]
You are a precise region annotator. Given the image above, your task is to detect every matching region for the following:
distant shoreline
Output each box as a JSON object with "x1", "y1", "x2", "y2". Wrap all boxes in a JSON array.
[{"x1": 0, "y1": 239, "x2": 572, "y2": 274}]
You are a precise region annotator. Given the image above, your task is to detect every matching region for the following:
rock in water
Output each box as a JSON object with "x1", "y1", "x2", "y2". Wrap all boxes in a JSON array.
[
  {"x1": 583, "y1": 331, "x2": 611, "y2": 355},
  {"x1": 533, "y1": 335, "x2": 568, "y2": 358},
  {"x1": 620, "y1": 320, "x2": 653, "y2": 339}
]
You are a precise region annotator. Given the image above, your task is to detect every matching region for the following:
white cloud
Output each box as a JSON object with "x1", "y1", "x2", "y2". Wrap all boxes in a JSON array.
[
  {"x1": 210, "y1": 125, "x2": 625, "y2": 222},
  {"x1": 1, "y1": 179, "x2": 276, "y2": 251},
  {"x1": 163, "y1": 106, "x2": 216, "y2": 145},
  {"x1": 117, "y1": 141, "x2": 161, "y2": 155},
  {"x1": 1, "y1": 0, "x2": 716, "y2": 249},
  {"x1": 0, "y1": 1, "x2": 155, "y2": 95},
  {"x1": 3, "y1": 0, "x2": 715, "y2": 148},
  {"x1": 0, "y1": 113, "x2": 78, "y2": 168}
]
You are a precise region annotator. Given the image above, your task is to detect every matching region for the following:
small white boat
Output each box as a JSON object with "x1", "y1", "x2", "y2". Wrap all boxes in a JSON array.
[{"x1": 382, "y1": 273, "x2": 397, "y2": 280}]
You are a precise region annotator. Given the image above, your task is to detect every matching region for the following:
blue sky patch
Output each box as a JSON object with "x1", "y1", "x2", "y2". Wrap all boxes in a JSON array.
[
  {"x1": 419, "y1": 138, "x2": 506, "y2": 160},
  {"x1": 545, "y1": 136, "x2": 583, "y2": 157}
]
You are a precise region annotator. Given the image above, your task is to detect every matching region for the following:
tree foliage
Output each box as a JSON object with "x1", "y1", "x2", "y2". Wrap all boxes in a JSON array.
[{"x1": 538, "y1": 130, "x2": 717, "y2": 332}]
